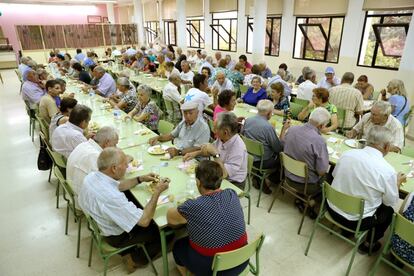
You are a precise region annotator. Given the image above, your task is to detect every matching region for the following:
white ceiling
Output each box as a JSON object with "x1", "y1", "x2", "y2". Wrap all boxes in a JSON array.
[{"x1": 0, "y1": 0, "x2": 134, "y2": 5}]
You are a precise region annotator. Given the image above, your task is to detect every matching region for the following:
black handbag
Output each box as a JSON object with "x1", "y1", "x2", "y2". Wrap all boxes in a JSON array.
[{"x1": 37, "y1": 139, "x2": 52, "y2": 170}]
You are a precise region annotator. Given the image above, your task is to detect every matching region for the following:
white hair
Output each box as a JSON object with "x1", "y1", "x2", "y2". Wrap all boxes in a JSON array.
[
  {"x1": 117, "y1": 77, "x2": 130, "y2": 87},
  {"x1": 97, "y1": 147, "x2": 124, "y2": 171},
  {"x1": 366, "y1": 126, "x2": 393, "y2": 148},
  {"x1": 20, "y1": 56, "x2": 30, "y2": 64},
  {"x1": 168, "y1": 72, "x2": 181, "y2": 82},
  {"x1": 137, "y1": 84, "x2": 152, "y2": 96},
  {"x1": 94, "y1": 66, "x2": 106, "y2": 74},
  {"x1": 388, "y1": 79, "x2": 407, "y2": 97},
  {"x1": 94, "y1": 126, "x2": 119, "y2": 146},
  {"x1": 119, "y1": 69, "x2": 131, "y2": 79},
  {"x1": 216, "y1": 71, "x2": 225, "y2": 77},
  {"x1": 309, "y1": 107, "x2": 331, "y2": 126},
  {"x1": 257, "y1": 99, "x2": 273, "y2": 114},
  {"x1": 201, "y1": 50, "x2": 207, "y2": 57},
  {"x1": 372, "y1": 101, "x2": 392, "y2": 116},
  {"x1": 206, "y1": 56, "x2": 213, "y2": 64},
  {"x1": 216, "y1": 112, "x2": 239, "y2": 135}
]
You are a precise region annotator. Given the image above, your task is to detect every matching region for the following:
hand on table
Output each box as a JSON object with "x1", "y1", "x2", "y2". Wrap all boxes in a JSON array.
[
  {"x1": 200, "y1": 144, "x2": 218, "y2": 156},
  {"x1": 140, "y1": 173, "x2": 159, "y2": 183},
  {"x1": 183, "y1": 152, "x2": 197, "y2": 161},
  {"x1": 166, "y1": 147, "x2": 179, "y2": 157},
  {"x1": 397, "y1": 172, "x2": 407, "y2": 187},
  {"x1": 148, "y1": 136, "x2": 159, "y2": 146},
  {"x1": 155, "y1": 178, "x2": 170, "y2": 194}
]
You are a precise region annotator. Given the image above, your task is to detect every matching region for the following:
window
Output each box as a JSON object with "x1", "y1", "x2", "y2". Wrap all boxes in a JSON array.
[
  {"x1": 211, "y1": 11, "x2": 237, "y2": 52},
  {"x1": 293, "y1": 16, "x2": 344, "y2": 63},
  {"x1": 358, "y1": 10, "x2": 412, "y2": 70},
  {"x1": 187, "y1": 17, "x2": 205, "y2": 48},
  {"x1": 145, "y1": 21, "x2": 159, "y2": 43},
  {"x1": 246, "y1": 16, "x2": 281, "y2": 56},
  {"x1": 164, "y1": 20, "x2": 177, "y2": 46}
]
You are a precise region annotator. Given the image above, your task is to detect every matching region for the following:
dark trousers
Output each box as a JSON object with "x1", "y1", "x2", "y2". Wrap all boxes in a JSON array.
[
  {"x1": 327, "y1": 203, "x2": 394, "y2": 242},
  {"x1": 253, "y1": 157, "x2": 281, "y2": 185}
]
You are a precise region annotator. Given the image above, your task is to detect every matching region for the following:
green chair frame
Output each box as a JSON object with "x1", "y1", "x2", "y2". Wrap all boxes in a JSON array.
[
  {"x1": 158, "y1": 119, "x2": 174, "y2": 135},
  {"x1": 54, "y1": 169, "x2": 84, "y2": 258},
  {"x1": 336, "y1": 107, "x2": 346, "y2": 130},
  {"x1": 211, "y1": 234, "x2": 265, "y2": 276},
  {"x1": 239, "y1": 85, "x2": 248, "y2": 98},
  {"x1": 243, "y1": 154, "x2": 254, "y2": 225},
  {"x1": 370, "y1": 213, "x2": 414, "y2": 276},
  {"x1": 403, "y1": 106, "x2": 413, "y2": 146},
  {"x1": 289, "y1": 102, "x2": 304, "y2": 120},
  {"x1": 305, "y1": 182, "x2": 373, "y2": 276},
  {"x1": 292, "y1": 98, "x2": 309, "y2": 108},
  {"x1": 36, "y1": 114, "x2": 50, "y2": 143},
  {"x1": 163, "y1": 99, "x2": 182, "y2": 126},
  {"x1": 85, "y1": 214, "x2": 157, "y2": 276},
  {"x1": 268, "y1": 152, "x2": 320, "y2": 235},
  {"x1": 24, "y1": 100, "x2": 37, "y2": 142},
  {"x1": 241, "y1": 135, "x2": 277, "y2": 207}
]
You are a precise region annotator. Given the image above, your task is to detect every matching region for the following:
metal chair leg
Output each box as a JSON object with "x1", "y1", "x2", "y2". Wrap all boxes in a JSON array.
[
  {"x1": 246, "y1": 195, "x2": 251, "y2": 225},
  {"x1": 267, "y1": 184, "x2": 282, "y2": 213},
  {"x1": 48, "y1": 167, "x2": 52, "y2": 183},
  {"x1": 88, "y1": 238, "x2": 93, "y2": 267},
  {"x1": 56, "y1": 180, "x2": 60, "y2": 209},
  {"x1": 65, "y1": 205, "x2": 69, "y2": 235},
  {"x1": 298, "y1": 205, "x2": 308, "y2": 235},
  {"x1": 256, "y1": 176, "x2": 265, "y2": 207},
  {"x1": 77, "y1": 217, "x2": 82, "y2": 258}
]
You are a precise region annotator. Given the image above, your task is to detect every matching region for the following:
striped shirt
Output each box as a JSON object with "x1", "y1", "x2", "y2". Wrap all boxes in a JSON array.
[{"x1": 329, "y1": 84, "x2": 364, "y2": 129}]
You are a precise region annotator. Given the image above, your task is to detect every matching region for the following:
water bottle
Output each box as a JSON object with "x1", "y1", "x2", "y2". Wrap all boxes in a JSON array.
[{"x1": 186, "y1": 174, "x2": 196, "y2": 196}]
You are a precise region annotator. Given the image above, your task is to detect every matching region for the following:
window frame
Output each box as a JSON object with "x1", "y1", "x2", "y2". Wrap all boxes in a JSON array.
[
  {"x1": 292, "y1": 16, "x2": 345, "y2": 64},
  {"x1": 211, "y1": 12, "x2": 238, "y2": 52},
  {"x1": 357, "y1": 11, "x2": 412, "y2": 71},
  {"x1": 246, "y1": 16, "x2": 282, "y2": 56},
  {"x1": 186, "y1": 18, "x2": 205, "y2": 49},
  {"x1": 163, "y1": 20, "x2": 177, "y2": 46},
  {"x1": 145, "y1": 21, "x2": 159, "y2": 43}
]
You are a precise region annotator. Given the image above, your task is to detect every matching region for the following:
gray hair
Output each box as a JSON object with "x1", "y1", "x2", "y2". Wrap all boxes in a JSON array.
[
  {"x1": 366, "y1": 126, "x2": 393, "y2": 148},
  {"x1": 119, "y1": 69, "x2": 131, "y2": 79},
  {"x1": 309, "y1": 107, "x2": 331, "y2": 126},
  {"x1": 216, "y1": 71, "x2": 225, "y2": 77},
  {"x1": 94, "y1": 126, "x2": 119, "y2": 147},
  {"x1": 94, "y1": 66, "x2": 106, "y2": 74},
  {"x1": 304, "y1": 69, "x2": 316, "y2": 80},
  {"x1": 201, "y1": 50, "x2": 207, "y2": 57},
  {"x1": 388, "y1": 79, "x2": 407, "y2": 97},
  {"x1": 216, "y1": 112, "x2": 239, "y2": 135},
  {"x1": 302, "y1": 66, "x2": 311, "y2": 76},
  {"x1": 206, "y1": 56, "x2": 213, "y2": 64},
  {"x1": 36, "y1": 68, "x2": 47, "y2": 76},
  {"x1": 181, "y1": 60, "x2": 190, "y2": 68},
  {"x1": 168, "y1": 72, "x2": 181, "y2": 82},
  {"x1": 137, "y1": 84, "x2": 152, "y2": 96},
  {"x1": 117, "y1": 77, "x2": 130, "y2": 87},
  {"x1": 372, "y1": 101, "x2": 392, "y2": 116},
  {"x1": 251, "y1": 75, "x2": 262, "y2": 84},
  {"x1": 257, "y1": 99, "x2": 274, "y2": 114},
  {"x1": 277, "y1": 69, "x2": 286, "y2": 78},
  {"x1": 341, "y1": 72, "x2": 354, "y2": 84},
  {"x1": 21, "y1": 56, "x2": 30, "y2": 65},
  {"x1": 27, "y1": 60, "x2": 37, "y2": 68},
  {"x1": 97, "y1": 147, "x2": 124, "y2": 171}
]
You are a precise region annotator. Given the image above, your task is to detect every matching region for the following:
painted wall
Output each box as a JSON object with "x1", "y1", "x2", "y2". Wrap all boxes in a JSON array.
[{"x1": 0, "y1": 3, "x2": 108, "y2": 55}]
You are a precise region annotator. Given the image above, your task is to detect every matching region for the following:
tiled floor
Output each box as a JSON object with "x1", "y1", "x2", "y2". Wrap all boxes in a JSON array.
[{"x1": 0, "y1": 69, "x2": 399, "y2": 275}]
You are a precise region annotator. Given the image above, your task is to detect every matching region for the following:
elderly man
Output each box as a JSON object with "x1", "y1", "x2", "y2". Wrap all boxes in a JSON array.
[
  {"x1": 184, "y1": 112, "x2": 247, "y2": 188},
  {"x1": 214, "y1": 51, "x2": 222, "y2": 66},
  {"x1": 74, "y1": 49, "x2": 85, "y2": 63},
  {"x1": 297, "y1": 69, "x2": 317, "y2": 101},
  {"x1": 180, "y1": 61, "x2": 194, "y2": 85},
  {"x1": 329, "y1": 126, "x2": 405, "y2": 254},
  {"x1": 296, "y1": 66, "x2": 311, "y2": 85},
  {"x1": 268, "y1": 69, "x2": 292, "y2": 96},
  {"x1": 318, "y1": 67, "x2": 340, "y2": 89},
  {"x1": 38, "y1": 80, "x2": 61, "y2": 124},
  {"x1": 225, "y1": 54, "x2": 236, "y2": 71},
  {"x1": 79, "y1": 147, "x2": 170, "y2": 272},
  {"x1": 18, "y1": 56, "x2": 31, "y2": 80},
  {"x1": 92, "y1": 66, "x2": 116, "y2": 97},
  {"x1": 283, "y1": 107, "x2": 331, "y2": 215},
  {"x1": 346, "y1": 101, "x2": 403, "y2": 152},
  {"x1": 21, "y1": 70, "x2": 45, "y2": 107},
  {"x1": 148, "y1": 101, "x2": 210, "y2": 158},
  {"x1": 163, "y1": 73, "x2": 183, "y2": 125},
  {"x1": 259, "y1": 62, "x2": 272, "y2": 79},
  {"x1": 329, "y1": 72, "x2": 364, "y2": 129},
  {"x1": 211, "y1": 71, "x2": 233, "y2": 95},
  {"x1": 184, "y1": 74, "x2": 216, "y2": 115},
  {"x1": 51, "y1": 104, "x2": 93, "y2": 158},
  {"x1": 243, "y1": 99, "x2": 289, "y2": 193}
]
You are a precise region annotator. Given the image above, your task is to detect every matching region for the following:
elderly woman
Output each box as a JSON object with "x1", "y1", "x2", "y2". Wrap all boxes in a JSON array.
[
  {"x1": 142, "y1": 56, "x2": 156, "y2": 73},
  {"x1": 167, "y1": 160, "x2": 248, "y2": 276},
  {"x1": 126, "y1": 84, "x2": 161, "y2": 131},
  {"x1": 354, "y1": 75, "x2": 374, "y2": 100},
  {"x1": 107, "y1": 77, "x2": 138, "y2": 113},
  {"x1": 381, "y1": 79, "x2": 410, "y2": 125},
  {"x1": 213, "y1": 89, "x2": 236, "y2": 121},
  {"x1": 298, "y1": 88, "x2": 338, "y2": 133},
  {"x1": 240, "y1": 76, "x2": 267, "y2": 106},
  {"x1": 201, "y1": 66, "x2": 214, "y2": 87},
  {"x1": 269, "y1": 82, "x2": 289, "y2": 116},
  {"x1": 49, "y1": 97, "x2": 78, "y2": 139}
]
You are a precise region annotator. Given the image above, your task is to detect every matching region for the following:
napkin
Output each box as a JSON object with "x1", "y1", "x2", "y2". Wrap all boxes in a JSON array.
[
  {"x1": 248, "y1": 109, "x2": 258, "y2": 114},
  {"x1": 327, "y1": 137, "x2": 338, "y2": 143}
]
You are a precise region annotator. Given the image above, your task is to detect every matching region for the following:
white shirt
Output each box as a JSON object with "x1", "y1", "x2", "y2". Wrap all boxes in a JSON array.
[
  {"x1": 317, "y1": 76, "x2": 341, "y2": 89},
  {"x1": 51, "y1": 122, "x2": 87, "y2": 158},
  {"x1": 163, "y1": 82, "x2": 182, "y2": 104},
  {"x1": 297, "y1": 80, "x2": 317, "y2": 101},
  {"x1": 78, "y1": 171, "x2": 143, "y2": 236},
  {"x1": 67, "y1": 139, "x2": 102, "y2": 196},
  {"x1": 166, "y1": 67, "x2": 180, "y2": 79},
  {"x1": 180, "y1": 70, "x2": 194, "y2": 83},
  {"x1": 328, "y1": 147, "x2": 398, "y2": 220},
  {"x1": 184, "y1": 88, "x2": 213, "y2": 115},
  {"x1": 212, "y1": 78, "x2": 234, "y2": 94}
]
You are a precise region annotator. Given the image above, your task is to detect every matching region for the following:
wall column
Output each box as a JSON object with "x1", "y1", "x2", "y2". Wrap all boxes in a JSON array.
[
  {"x1": 158, "y1": 0, "x2": 164, "y2": 44},
  {"x1": 133, "y1": 0, "x2": 145, "y2": 46},
  {"x1": 176, "y1": 0, "x2": 187, "y2": 49},
  {"x1": 251, "y1": 0, "x2": 267, "y2": 62},
  {"x1": 203, "y1": 0, "x2": 212, "y2": 52},
  {"x1": 106, "y1": 3, "x2": 115, "y2": 24},
  {"x1": 236, "y1": 0, "x2": 247, "y2": 55}
]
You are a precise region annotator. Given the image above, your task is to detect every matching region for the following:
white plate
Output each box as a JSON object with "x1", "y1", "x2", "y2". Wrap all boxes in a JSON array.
[
  {"x1": 327, "y1": 146, "x2": 334, "y2": 155},
  {"x1": 344, "y1": 139, "x2": 357, "y2": 148},
  {"x1": 147, "y1": 145, "x2": 169, "y2": 155}
]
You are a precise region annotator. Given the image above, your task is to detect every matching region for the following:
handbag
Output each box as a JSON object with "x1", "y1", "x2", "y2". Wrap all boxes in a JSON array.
[{"x1": 37, "y1": 138, "x2": 52, "y2": 170}]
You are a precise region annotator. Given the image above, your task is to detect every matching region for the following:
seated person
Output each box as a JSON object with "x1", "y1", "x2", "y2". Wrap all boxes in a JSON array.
[
  {"x1": 155, "y1": 55, "x2": 167, "y2": 77},
  {"x1": 72, "y1": 63, "x2": 91, "y2": 84},
  {"x1": 283, "y1": 108, "x2": 331, "y2": 214},
  {"x1": 258, "y1": 62, "x2": 272, "y2": 79},
  {"x1": 90, "y1": 66, "x2": 116, "y2": 97},
  {"x1": 243, "y1": 100, "x2": 288, "y2": 194},
  {"x1": 239, "y1": 54, "x2": 252, "y2": 74},
  {"x1": 227, "y1": 62, "x2": 245, "y2": 93},
  {"x1": 392, "y1": 192, "x2": 414, "y2": 266},
  {"x1": 296, "y1": 66, "x2": 311, "y2": 85},
  {"x1": 240, "y1": 76, "x2": 267, "y2": 106},
  {"x1": 142, "y1": 56, "x2": 156, "y2": 73},
  {"x1": 268, "y1": 69, "x2": 292, "y2": 96},
  {"x1": 328, "y1": 126, "x2": 404, "y2": 254},
  {"x1": 51, "y1": 104, "x2": 93, "y2": 158},
  {"x1": 211, "y1": 71, "x2": 233, "y2": 95},
  {"x1": 298, "y1": 88, "x2": 338, "y2": 134},
  {"x1": 21, "y1": 70, "x2": 45, "y2": 107},
  {"x1": 243, "y1": 64, "x2": 264, "y2": 86},
  {"x1": 297, "y1": 69, "x2": 317, "y2": 101},
  {"x1": 167, "y1": 160, "x2": 248, "y2": 276},
  {"x1": 165, "y1": 61, "x2": 180, "y2": 79},
  {"x1": 354, "y1": 75, "x2": 374, "y2": 100},
  {"x1": 317, "y1": 66, "x2": 340, "y2": 89},
  {"x1": 269, "y1": 82, "x2": 289, "y2": 116},
  {"x1": 346, "y1": 101, "x2": 403, "y2": 153},
  {"x1": 39, "y1": 80, "x2": 61, "y2": 124},
  {"x1": 183, "y1": 112, "x2": 247, "y2": 189},
  {"x1": 49, "y1": 97, "x2": 78, "y2": 139},
  {"x1": 213, "y1": 89, "x2": 236, "y2": 121},
  {"x1": 200, "y1": 66, "x2": 214, "y2": 87},
  {"x1": 180, "y1": 61, "x2": 194, "y2": 85},
  {"x1": 148, "y1": 101, "x2": 210, "y2": 158},
  {"x1": 381, "y1": 79, "x2": 410, "y2": 126},
  {"x1": 79, "y1": 147, "x2": 170, "y2": 273},
  {"x1": 163, "y1": 73, "x2": 183, "y2": 125},
  {"x1": 126, "y1": 84, "x2": 161, "y2": 132},
  {"x1": 107, "y1": 77, "x2": 137, "y2": 113},
  {"x1": 278, "y1": 63, "x2": 294, "y2": 82},
  {"x1": 184, "y1": 74, "x2": 216, "y2": 115}
]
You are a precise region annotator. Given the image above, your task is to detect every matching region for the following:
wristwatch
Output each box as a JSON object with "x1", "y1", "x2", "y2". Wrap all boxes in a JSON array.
[
  {"x1": 178, "y1": 149, "x2": 183, "y2": 156},
  {"x1": 213, "y1": 153, "x2": 220, "y2": 159}
]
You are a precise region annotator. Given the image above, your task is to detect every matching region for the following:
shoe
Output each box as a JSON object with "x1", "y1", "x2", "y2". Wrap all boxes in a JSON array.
[
  {"x1": 295, "y1": 199, "x2": 305, "y2": 213},
  {"x1": 340, "y1": 229, "x2": 354, "y2": 239},
  {"x1": 358, "y1": 241, "x2": 381, "y2": 255},
  {"x1": 252, "y1": 178, "x2": 259, "y2": 190},
  {"x1": 123, "y1": 254, "x2": 138, "y2": 274},
  {"x1": 307, "y1": 208, "x2": 318, "y2": 220},
  {"x1": 262, "y1": 183, "x2": 272, "y2": 195}
]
